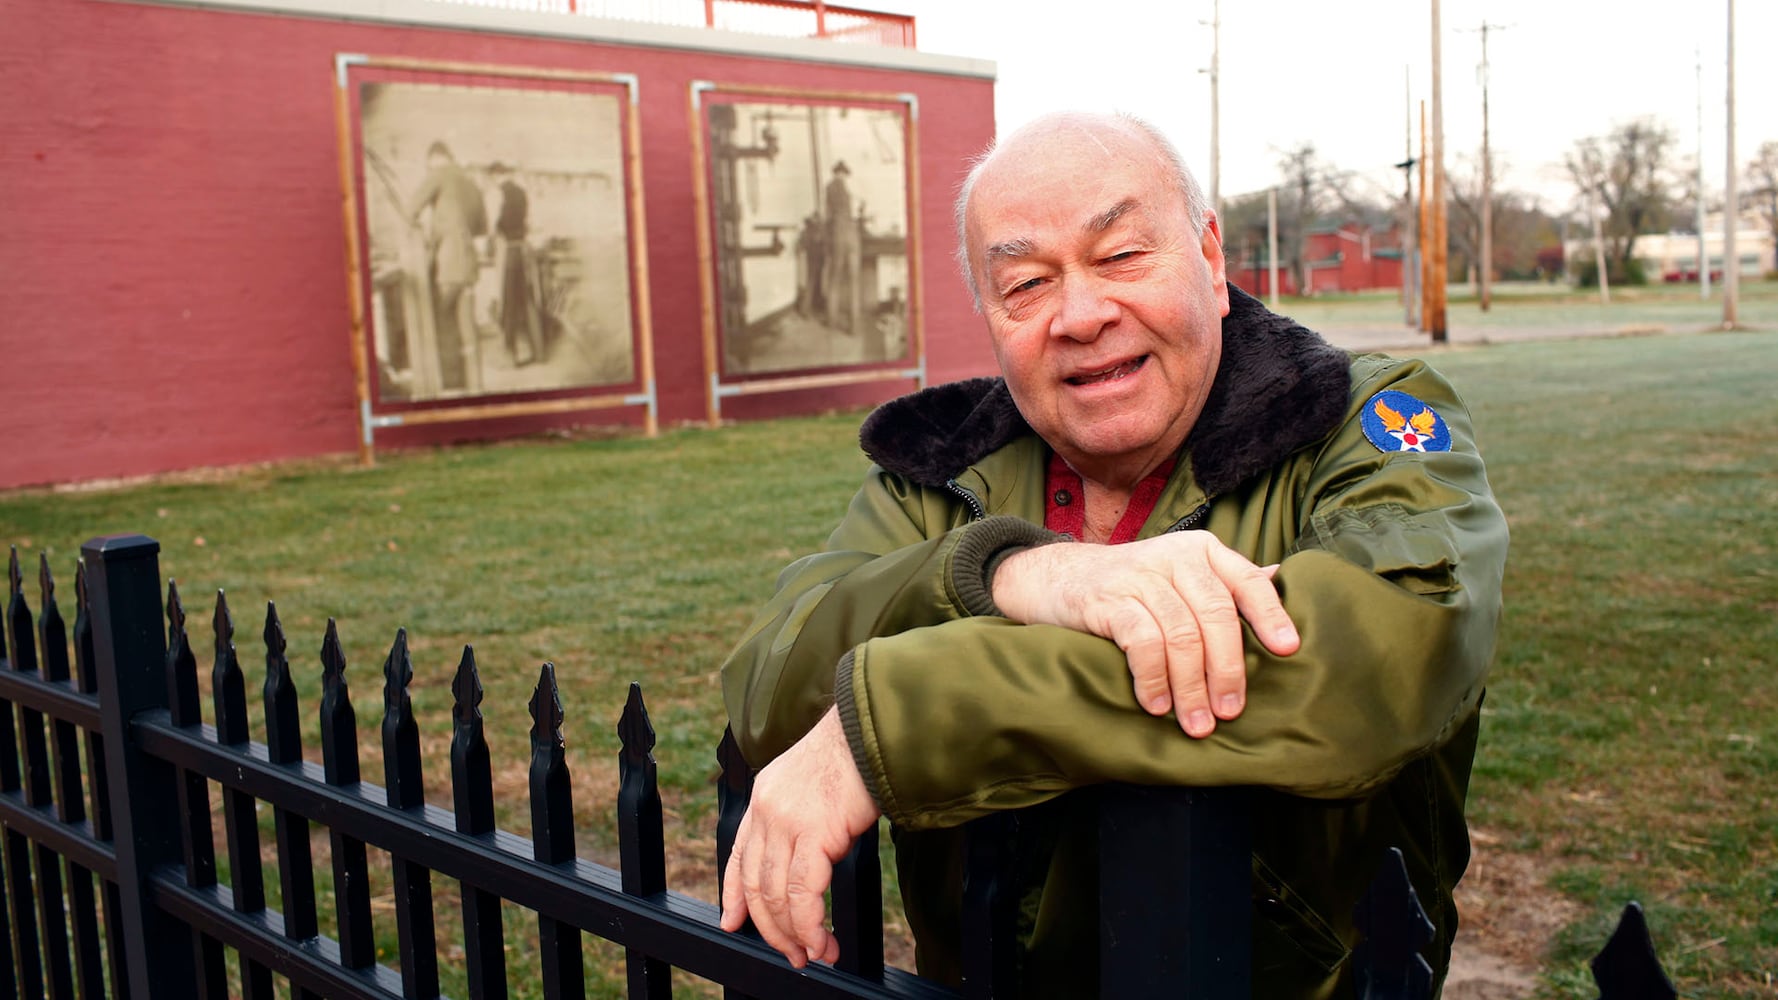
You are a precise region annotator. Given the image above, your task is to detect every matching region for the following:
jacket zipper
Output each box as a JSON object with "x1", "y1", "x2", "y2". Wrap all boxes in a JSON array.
[
  {"x1": 1166, "y1": 503, "x2": 1212, "y2": 533},
  {"x1": 943, "y1": 479, "x2": 987, "y2": 522}
]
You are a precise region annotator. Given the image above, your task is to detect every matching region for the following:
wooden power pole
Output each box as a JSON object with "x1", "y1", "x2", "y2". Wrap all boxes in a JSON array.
[
  {"x1": 1464, "y1": 20, "x2": 1508, "y2": 312},
  {"x1": 1427, "y1": 0, "x2": 1448, "y2": 342},
  {"x1": 1419, "y1": 102, "x2": 1431, "y2": 333},
  {"x1": 1203, "y1": 0, "x2": 1221, "y2": 221}
]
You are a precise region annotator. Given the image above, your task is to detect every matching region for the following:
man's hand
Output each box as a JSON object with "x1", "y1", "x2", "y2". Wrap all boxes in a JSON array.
[
  {"x1": 720, "y1": 707, "x2": 882, "y2": 968},
  {"x1": 991, "y1": 532, "x2": 1300, "y2": 737}
]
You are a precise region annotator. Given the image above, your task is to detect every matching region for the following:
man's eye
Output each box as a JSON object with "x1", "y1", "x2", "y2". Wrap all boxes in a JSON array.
[
  {"x1": 1104, "y1": 250, "x2": 1140, "y2": 263},
  {"x1": 1007, "y1": 277, "x2": 1043, "y2": 295}
]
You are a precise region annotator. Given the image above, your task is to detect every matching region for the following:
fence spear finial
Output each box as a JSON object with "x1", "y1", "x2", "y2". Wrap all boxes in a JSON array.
[
  {"x1": 618, "y1": 682, "x2": 655, "y2": 761},
  {"x1": 1352, "y1": 847, "x2": 1434, "y2": 999},
  {"x1": 319, "y1": 617, "x2": 360, "y2": 787},
  {"x1": 381, "y1": 628, "x2": 422, "y2": 810},
  {"x1": 262, "y1": 602, "x2": 301, "y2": 766},
  {"x1": 212, "y1": 590, "x2": 248, "y2": 746},
  {"x1": 165, "y1": 580, "x2": 200, "y2": 726},
  {"x1": 1591, "y1": 902, "x2": 1676, "y2": 1000},
  {"x1": 37, "y1": 552, "x2": 55, "y2": 610},
  {"x1": 452, "y1": 645, "x2": 484, "y2": 728}
]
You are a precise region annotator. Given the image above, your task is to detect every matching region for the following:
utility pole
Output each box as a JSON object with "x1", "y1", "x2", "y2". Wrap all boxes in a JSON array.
[
  {"x1": 1591, "y1": 200, "x2": 1611, "y2": 305},
  {"x1": 1267, "y1": 186, "x2": 1280, "y2": 310},
  {"x1": 1428, "y1": 0, "x2": 1448, "y2": 342},
  {"x1": 1722, "y1": 0, "x2": 1739, "y2": 328},
  {"x1": 1462, "y1": 20, "x2": 1508, "y2": 312},
  {"x1": 1697, "y1": 50, "x2": 1710, "y2": 299},
  {"x1": 1201, "y1": 0, "x2": 1221, "y2": 221},
  {"x1": 1419, "y1": 101, "x2": 1431, "y2": 333},
  {"x1": 1399, "y1": 65, "x2": 1419, "y2": 328}
]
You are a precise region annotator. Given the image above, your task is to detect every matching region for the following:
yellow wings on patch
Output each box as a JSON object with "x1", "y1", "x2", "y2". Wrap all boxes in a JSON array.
[
  {"x1": 1373, "y1": 398, "x2": 1407, "y2": 431},
  {"x1": 1409, "y1": 407, "x2": 1438, "y2": 437}
]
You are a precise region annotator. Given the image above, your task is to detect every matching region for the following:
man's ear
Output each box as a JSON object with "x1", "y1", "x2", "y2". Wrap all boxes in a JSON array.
[{"x1": 1201, "y1": 212, "x2": 1232, "y2": 317}]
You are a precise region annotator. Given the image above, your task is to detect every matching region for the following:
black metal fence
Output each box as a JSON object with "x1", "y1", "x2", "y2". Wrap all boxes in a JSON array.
[{"x1": 0, "y1": 535, "x2": 1674, "y2": 999}]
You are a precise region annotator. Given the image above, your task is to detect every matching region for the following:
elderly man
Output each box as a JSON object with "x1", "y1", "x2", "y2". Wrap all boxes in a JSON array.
[{"x1": 719, "y1": 111, "x2": 1506, "y2": 997}]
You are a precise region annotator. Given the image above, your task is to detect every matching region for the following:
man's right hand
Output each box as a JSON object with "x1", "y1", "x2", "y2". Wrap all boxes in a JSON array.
[{"x1": 990, "y1": 532, "x2": 1300, "y2": 737}]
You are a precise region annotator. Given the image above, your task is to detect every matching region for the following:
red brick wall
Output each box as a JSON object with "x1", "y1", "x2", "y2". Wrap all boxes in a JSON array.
[{"x1": 0, "y1": 0, "x2": 996, "y2": 488}]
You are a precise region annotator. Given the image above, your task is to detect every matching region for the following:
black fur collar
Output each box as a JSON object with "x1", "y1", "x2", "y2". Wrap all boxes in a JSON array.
[{"x1": 858, "y1": 286, "x2": 1352, "y2": 497}]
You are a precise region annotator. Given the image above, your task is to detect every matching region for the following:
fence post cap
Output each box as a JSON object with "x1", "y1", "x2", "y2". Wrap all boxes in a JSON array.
[{"x1": 80, "y1": 534, "x2": 161, "y2": 558}]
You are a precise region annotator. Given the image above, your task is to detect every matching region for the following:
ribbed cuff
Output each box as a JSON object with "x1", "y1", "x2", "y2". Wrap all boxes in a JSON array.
[
  {"x1": 832, "y1": 647, "x2": 889, "y2": 812},
  {"x1": 950, "y1": 515, "x2": 1065, "y2": 617}
]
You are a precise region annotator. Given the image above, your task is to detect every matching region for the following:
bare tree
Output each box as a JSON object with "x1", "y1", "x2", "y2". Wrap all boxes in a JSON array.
[
  {"x1": 1275, "y1": 143, "x2": 1325, "y2": 294},
  {"x1": 1748, "y1": 140, "x2": 1778, "y2": 260},
  {"x1": 1271, "y1": 144, "x2": 1386, "y2": 294},
  {"x1": 1565, "y1": 119, "x2": 1677, "y2": 279},
  {"x1": 1218, "y1": 189, "x2": 1273, "y2": 291},
  {"x1": 1449, "y1": 154, "x2": 1557, "y2": 282}
]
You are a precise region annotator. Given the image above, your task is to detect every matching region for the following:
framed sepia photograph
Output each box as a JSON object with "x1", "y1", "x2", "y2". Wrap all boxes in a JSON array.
[
  {"x1": 336, "y1": 56, "x2": 656, "y2": 459},
  {"x1": 691, "y1": 84, "x2": 924, "y2": 421}
]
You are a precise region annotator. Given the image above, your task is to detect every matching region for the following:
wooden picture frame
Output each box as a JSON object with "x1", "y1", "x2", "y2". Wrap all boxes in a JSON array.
[
  {"x1": 334, "y1": 54, "x2": 658, "y2": 463},
  {"x1": 689, "y1": 82, "x2": 925, "y2": 425}
]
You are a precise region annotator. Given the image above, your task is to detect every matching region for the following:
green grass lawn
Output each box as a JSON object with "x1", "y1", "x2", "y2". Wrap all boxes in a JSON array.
[
  {"x1": 1275, "y1": 274, "x2": 1778, "y2": 336},
  {"x1": 3, "y1": 325, "x2": 1775, "y2": 996}
]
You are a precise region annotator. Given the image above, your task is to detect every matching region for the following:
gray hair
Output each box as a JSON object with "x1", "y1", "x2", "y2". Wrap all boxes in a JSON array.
[{"x1": 952, "y1": 112, "x2": 1210, "y2": 309}]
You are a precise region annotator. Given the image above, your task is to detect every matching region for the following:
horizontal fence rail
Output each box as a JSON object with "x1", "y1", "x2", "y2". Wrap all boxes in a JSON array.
[{"x1": 1, "y1": 537, "x2": 1678, "y2": 999}]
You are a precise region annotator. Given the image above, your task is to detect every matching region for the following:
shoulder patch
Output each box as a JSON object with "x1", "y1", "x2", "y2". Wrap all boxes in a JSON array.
[{"x1": 1360, "y1": 390, "x2": 1452, "y2": 454}]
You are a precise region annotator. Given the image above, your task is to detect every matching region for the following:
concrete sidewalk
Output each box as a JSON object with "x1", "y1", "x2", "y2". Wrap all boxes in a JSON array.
[{"x1": 1314, "y1": 320, "x2": 1684, "y2": 353}]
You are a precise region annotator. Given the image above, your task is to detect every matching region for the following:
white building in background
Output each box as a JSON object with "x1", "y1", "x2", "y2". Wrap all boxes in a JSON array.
[{"x1": 1615, "y1": 211, "x2": 1775, "y2": 282}]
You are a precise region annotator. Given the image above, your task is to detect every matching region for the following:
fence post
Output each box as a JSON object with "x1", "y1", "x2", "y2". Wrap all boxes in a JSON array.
[
  {"x1": 959, "y1": 811, "x2": 1020, "y2": 998},
  {"x1": 82, "y1": 533, "x2": 198, "y2": 998},
  {"x1": 1097, "y1": 785, "x2": 1251, "y2": 999}
]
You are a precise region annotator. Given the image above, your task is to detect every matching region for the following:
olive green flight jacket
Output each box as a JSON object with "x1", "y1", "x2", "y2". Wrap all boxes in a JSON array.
[{"x1": 721, "y1": 287, "x2": 1508, "y2": 997}]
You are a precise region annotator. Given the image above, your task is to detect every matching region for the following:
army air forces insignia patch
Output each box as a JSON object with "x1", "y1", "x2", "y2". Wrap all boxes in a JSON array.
[{"x1": 1361, "y1": 390, "x2": 1452, "y2": 454}]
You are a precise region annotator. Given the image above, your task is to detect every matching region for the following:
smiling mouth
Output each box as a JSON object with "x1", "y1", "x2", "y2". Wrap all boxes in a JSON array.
[{"x1": 1066, "y1": 356, "x2": 1148, "y2": 386}]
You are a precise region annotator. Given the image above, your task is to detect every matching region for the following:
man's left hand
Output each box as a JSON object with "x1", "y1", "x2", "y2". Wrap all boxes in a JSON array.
[{"x1": 720, "y1": 706, "x2": 882, "y2": 968}]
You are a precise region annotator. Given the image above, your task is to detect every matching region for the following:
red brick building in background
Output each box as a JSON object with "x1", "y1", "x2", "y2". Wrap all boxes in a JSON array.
[
  {"x1": 1227, "y1": 222, "x2": 1407, "y2": 297},
  {"x1": 1, "y1": 0, "x2": 997, "y2": 489}
]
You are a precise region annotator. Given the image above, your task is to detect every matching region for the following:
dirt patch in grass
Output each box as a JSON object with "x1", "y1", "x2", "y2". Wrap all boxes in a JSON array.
[{"x1": 1445, "y1": 827, "x2": 1582, "y2": 997}]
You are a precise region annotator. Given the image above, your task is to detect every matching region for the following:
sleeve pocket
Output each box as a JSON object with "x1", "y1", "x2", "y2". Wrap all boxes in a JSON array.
[{"x1": 1296, "y1": 504, "x2": 1461, "y2": 597}]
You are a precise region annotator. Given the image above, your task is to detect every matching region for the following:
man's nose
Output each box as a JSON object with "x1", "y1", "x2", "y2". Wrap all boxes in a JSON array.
[{"x1": 1047, "y1": 273, "x2": 1119, "y2": 341}]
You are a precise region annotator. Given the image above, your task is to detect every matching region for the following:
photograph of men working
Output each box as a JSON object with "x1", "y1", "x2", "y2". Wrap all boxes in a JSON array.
[
  {"x1": 357, "y1": 79, "x2": 637, "y2": 404},
  {"x1": 718, "y1": 111, "x2": 1508, "y2": 997}
]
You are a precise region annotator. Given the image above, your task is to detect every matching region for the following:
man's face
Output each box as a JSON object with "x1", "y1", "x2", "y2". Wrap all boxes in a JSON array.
[{"x1": 966, "y1": 123, "x2": 1230, "y2": 485}]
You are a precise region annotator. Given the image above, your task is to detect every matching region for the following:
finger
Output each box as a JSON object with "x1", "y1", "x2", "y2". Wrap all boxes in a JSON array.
[
  {"x1": 753, "y1": 833, "x2": 805, "y2": 966},
  {"x1": 1154, "y1": 595, "x2": 1215, "y2": 737},
  {"x1": 718, "y1": 843, "x2": 746, "y2": 932},
  {"x1": 1192, "y1": 594, "x2": 1248, "y2": 724},
  {"x1": 719, "y1": 821, "x2": 750, "y2": 932},
  {"x1": 1167, "y1": 565, "x2": 1245, "y2": 727},
  {"x1": 786, "y1": 838, "x2": 836, "y2": 965},
  {"x1": 1210, "y1": 548, "x2": 1300, "y2": 656},
  {"x1": 1100, "y1": 600, "x2": 1173, "y2": 715}
]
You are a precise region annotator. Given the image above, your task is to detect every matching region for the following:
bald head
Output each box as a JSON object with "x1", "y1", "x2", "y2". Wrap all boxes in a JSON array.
[{"x1": 954, "y1": 112, "x2": 1210, "y2": 306}]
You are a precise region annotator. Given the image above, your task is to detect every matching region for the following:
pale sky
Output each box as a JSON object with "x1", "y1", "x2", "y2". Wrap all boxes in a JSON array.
[{"x1": 876, "y1": 0, "x2": 1774, "y2": 213}]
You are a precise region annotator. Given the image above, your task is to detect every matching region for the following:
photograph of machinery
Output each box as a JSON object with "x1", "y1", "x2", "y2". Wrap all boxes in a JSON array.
[{"x1": 701, "y1": 96, "x2": 912, "y2": 376}]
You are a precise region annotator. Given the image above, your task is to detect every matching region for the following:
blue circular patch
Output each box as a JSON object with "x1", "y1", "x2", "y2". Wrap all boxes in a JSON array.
[{"x1": 1360, "y1": 390, "x2": 1452, "y2": 454}]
